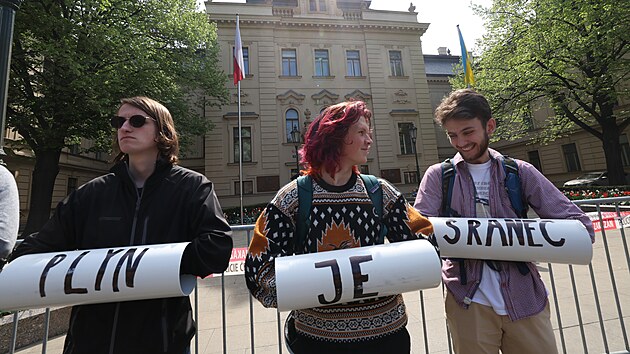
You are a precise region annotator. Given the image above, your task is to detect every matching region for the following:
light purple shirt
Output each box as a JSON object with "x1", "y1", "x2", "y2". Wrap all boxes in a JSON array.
[{"x1": 414, "y1": 148, "x2": 595, "y2": 321}]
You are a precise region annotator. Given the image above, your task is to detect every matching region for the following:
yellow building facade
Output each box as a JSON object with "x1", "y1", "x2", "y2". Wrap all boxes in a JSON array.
[{"x1": 204, "y1": 0, "x2": 439, "y2": 208}]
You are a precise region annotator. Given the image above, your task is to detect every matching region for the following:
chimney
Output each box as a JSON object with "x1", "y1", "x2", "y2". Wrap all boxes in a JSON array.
[{"x1": 437, "y1": 47, "x2": 449, "y2": 55}]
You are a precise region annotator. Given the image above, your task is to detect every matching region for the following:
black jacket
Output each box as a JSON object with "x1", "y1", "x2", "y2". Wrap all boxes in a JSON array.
[{"x1": 12, "y1": 159, "x2": 233, "y2": 354}]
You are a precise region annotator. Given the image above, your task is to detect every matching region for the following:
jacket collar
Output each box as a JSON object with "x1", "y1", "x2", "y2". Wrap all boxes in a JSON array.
[{"x1": 111, "y1": 158, "x2": 173, "y2": 190}]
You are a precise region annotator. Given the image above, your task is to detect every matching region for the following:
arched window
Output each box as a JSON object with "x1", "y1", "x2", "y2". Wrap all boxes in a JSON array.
[{"x1": 286, "y1": 109, "x2": 299, "y2": 142}]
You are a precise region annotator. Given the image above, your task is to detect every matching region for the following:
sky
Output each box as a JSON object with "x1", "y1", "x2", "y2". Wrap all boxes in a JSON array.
[
  {"x1": 369, "y1": 0, "x2": 492, "y2": 55},
  {"x1": 205, "y1": 0, "x2": 492, "y2": 56}
]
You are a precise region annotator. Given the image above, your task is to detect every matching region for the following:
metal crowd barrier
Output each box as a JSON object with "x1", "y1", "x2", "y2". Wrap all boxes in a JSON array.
[{"x1": 4, "y1": 198, "x2": 630, "y2": 354}]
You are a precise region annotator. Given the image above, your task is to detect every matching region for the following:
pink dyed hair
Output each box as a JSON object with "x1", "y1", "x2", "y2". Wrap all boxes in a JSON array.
[{"x1": 301, "y1": 100, "x2": 372, "y2": 178}]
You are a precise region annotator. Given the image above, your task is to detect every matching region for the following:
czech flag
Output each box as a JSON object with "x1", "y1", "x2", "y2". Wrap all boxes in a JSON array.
[{"x1": 233, "y1": 16, "x2": 245, "y2": 85}]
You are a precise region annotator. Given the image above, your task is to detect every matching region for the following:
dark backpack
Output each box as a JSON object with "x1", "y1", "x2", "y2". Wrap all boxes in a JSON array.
[
  {"x1": 294, "y1": 174, "x2": 387, "y2": 255},
  {"x1": 440, "y1": 155, "x2": 530, "y2": 282}
]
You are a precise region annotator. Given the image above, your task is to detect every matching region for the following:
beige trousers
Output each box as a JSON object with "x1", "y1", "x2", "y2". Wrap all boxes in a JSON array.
[{"x1": 445, "y1": 291, "x2": 558, "y2": 354}]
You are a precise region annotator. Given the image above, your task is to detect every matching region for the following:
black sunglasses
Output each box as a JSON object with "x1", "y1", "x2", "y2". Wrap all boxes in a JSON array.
[{"x1": 110, "y1": 115, "x2": 156, "y2": 129}]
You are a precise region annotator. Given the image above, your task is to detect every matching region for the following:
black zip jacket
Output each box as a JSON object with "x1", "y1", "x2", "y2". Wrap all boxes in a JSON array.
[{"x1": 11, "y1": 159, "x2": 233, "y2": 354}]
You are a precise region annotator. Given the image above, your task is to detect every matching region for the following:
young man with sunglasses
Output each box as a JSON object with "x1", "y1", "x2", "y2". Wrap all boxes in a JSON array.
[{"x1": 10, "y1": 96, "x2": 233, "y2": 354}]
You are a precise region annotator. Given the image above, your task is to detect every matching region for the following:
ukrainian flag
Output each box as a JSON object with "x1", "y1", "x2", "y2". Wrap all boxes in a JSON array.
[{"x1": 457, "y1": 25, "x2": 475, "y2": 87}]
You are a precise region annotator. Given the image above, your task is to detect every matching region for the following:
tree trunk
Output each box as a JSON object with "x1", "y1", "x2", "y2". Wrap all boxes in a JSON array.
[
  {"x1": 600, "y1": 123, "x2": 626, "y2": 186},
  {"x1": 21, "y1": 149, "x2": 62, "y2": 238}
]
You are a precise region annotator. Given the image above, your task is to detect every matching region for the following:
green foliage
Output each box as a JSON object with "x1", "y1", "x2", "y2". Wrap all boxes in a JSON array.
[
  {"x1": 469, "y1": 0, "x2": 629, "y2": 144},
  {"x1": 7, "y1": 0, "x2": 228, "y2": 154}
]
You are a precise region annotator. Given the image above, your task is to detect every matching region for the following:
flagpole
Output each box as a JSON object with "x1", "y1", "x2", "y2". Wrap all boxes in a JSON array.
[{"x1": 236, "y1": 14, "x2": 244, "y2": 225}]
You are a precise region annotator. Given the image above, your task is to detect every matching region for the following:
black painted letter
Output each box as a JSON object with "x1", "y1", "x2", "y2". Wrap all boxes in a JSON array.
[
  {"x1": 443, "y1": 219, "x2": 461, "y2": 244},
  {"x1": 113, "y1": 248, "x2": 149, "y2": 292},
  {"x1": 64, "y1": 251, "x2": 90, "y2": 294},
  {"x1": 540, "y1": 220, "x2": 565, "y2": 247},
  {"x1": 523, "y1": 220, "x2": 543, "y2": 247},
  {"x1": 39, "y1": 254, "x2": 67, "y2": 297},
  {"x1": 505, "y1": 219, "x2": 525, "y2": 246},
  {"x1": 95, "y1": 249, "x2": 124, "y2": 291},
  {"x1": 315, "y1": 259, "x2": 342, "y2": 305},
  {"x1": 486, "y1": 219, "x2": 508, "y2": 246},
  {"x1": 350, "y1": 255, "x2": 378, "y2": 299},
  {"x1": 467, "y1": 219, "x2": 482, "y2": 245}
]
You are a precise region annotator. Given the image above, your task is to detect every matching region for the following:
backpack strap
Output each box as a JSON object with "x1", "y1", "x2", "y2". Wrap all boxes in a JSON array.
[
  {"x1": 295, "y1": 175, "x2": 312, "y2": 255},
  {"x1": 501, "y1": 156, "x2": 528, "y2": 219},
  {"x1": 500, "y1": 156, "x2": 531, "y2": 275},
  {"x1": 440, "y1": 158, "x2": 457, "y2": 217},
  {"x1": 359, "y1": 174, "x2": 388, "y2": 244},
  {"x1": 441, "y1": 158, "x2": 468, "y2": 284}
]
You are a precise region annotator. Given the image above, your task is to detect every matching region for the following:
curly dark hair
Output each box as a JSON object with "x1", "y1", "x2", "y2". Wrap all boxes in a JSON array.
[{"x1": 434, "y1": 89, "x2": 492, "y2": 127}]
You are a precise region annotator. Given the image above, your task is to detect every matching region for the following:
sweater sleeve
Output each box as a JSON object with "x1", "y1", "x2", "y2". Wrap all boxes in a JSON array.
[
  {"x1": 244, "y1": 203, "x2": 295, "y2": 308},
  {"x1": 518, "y1": 161, "x2": 595, "y2": 242},
  {"x1": 0, "y1": 166, "x2": 19, "y2": 263},
  {"x1": 380, "y1": 178, "x2": 434, "y2": 242}
]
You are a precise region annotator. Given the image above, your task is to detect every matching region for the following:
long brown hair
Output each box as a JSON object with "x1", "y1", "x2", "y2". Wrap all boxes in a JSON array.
[{"x1": 112, "y1": 96, "x2": 179, "y2": 164}]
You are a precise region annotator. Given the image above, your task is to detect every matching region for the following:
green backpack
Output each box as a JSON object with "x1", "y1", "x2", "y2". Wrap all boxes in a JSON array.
[{"x1": 294, "y1": 174, "x2": 388, "y2": 255}]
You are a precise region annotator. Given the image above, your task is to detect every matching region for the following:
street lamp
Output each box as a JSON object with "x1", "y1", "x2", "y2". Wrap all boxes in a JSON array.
[
  {"x1": 290, "y1": 127, "x2": 301, "y2": 177},
  {"x1": 0, "y1": 0, "x2": 23, "y2": 166},
  {"x1": 409, "y1": 124, "x2": 420, "y2": 182}
]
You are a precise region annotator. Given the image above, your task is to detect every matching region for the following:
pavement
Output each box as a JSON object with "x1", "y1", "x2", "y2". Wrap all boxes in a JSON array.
[{"x1": 14, "y1": 227, "x2": 630, "y2": 354}]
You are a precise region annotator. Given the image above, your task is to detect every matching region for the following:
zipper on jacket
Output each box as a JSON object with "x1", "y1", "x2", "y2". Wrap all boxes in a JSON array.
[
  {"x1": 108, "y1": 303, "x2": 121, "y2": 354},
  {"x1": 141, "y1": 217, "x2": 149, "y2": 244},
  {"x1": 109, "y1": 165, "x2": 144, "y2": 353},
  {"x1": 129, "y1": 187, "x2": 143, "y2": 245},
  {"x1": 161, "y1": 299, "x2": 169, "y2": 352}
]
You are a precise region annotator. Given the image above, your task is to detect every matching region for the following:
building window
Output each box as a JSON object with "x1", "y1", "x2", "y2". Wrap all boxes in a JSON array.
[
  {"x1": 234, "y1": 180, "x2": 253, "y2": 195},
  {"x1": 527, "y1": 150, "x2": 542, "y2": 172},
  {"x1": 403, "y1": 171, "x2": 418, "y2": 184},
  {"x1": 233, "y1": 127, "x2": 252, "y2": 163},
  {"x1": 389, "y1": 50, "x2": 404, "y2": 76},
  {"x1": 286, "y1": 109, "x2": 299, "y2": 143},
  {"x1": 67, "y1": 177, "x2": 78, "y2": 195},
  {"x1": 346, "y1": 50, "x2": 361, "y2": 76},
  {"x1": 243, "y1": 47, "x2": 250, "y2": 75},
  {"x1": 562, "y1": 143, "x2": 581, "y2": 172},
  {"x1": 314, "y1": 49, "x2": 330, "y2": 77},
  {"x1": 309, "y1": 0, "x2": 327, "y2": 12},
  {"x1": 359, "y1": 165, "x2": 369, "y2": 174},
  {"x1": 398, "y1": 123, "x2": 414, "y2": 155},
  {"x1": 620, "y1": 134, "x2": 630, "y2": 167},
  {"x1": 69, "y1": 144, "x2": 80, "y2": 155},
  {"x1": 233, "y1": 46, "x2": 250, "y2": 75},
  {"x1": 281, "y1": 49, "x2": 297, "y2": 76}
]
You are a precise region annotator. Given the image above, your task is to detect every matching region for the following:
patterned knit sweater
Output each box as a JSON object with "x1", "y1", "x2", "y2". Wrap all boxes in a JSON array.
[{"x1": 245, "y1": 173, "x2": 434, "y2": 343}]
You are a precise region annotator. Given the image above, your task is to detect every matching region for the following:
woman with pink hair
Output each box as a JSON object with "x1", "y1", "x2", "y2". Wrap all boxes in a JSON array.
[{"x1": 245, "y1": 100, "x2": 434, "y2": 353}]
